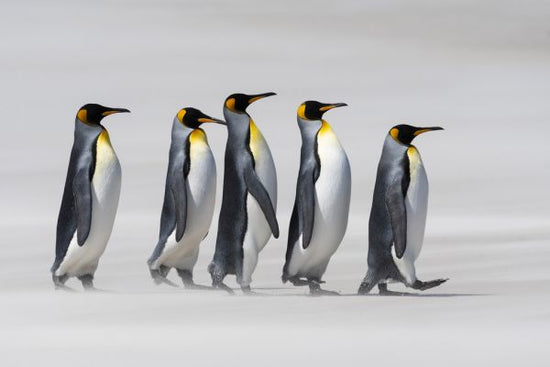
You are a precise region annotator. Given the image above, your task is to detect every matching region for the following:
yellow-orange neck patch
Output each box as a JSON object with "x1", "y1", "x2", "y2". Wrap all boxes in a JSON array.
[
  {"x1": 190, "y1": 128, "x2": 207, "y2": 144},
  {"x1": 97, "y1": 129, "x2": 112, "y2": 147},
  {"x1": 318, "y1": 120, "x2": 332, "y2": 136}
]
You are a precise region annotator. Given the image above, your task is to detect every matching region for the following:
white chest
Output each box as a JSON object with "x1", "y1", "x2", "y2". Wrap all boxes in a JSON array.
[
  {"x1": 246, "y1": 122, "x2": 277, "y2": 248},
  {"x1": 404, "y1": 147, "x2": 429, "y2": 261}
]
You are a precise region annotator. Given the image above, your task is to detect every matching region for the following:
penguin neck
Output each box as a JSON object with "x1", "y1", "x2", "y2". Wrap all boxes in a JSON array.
[
  {"x1": 382, "y1": 134, "x2": 409, "y2": 160},
  {"x1": 297, "y1": 117, "x2": 323, "y2": 161},
  {"x1": 223, "y1": 107, "x2": 251, "y2": 143},
  {"x1": 171, "y1": 117, "x2": 195, "y2": 141},
  {"x1": 74, "y1": 118, "x2": 103, "y2": 146}
]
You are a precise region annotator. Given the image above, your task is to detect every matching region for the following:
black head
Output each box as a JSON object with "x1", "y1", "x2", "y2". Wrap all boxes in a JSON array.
[
  {"x1": 76, "y1": 104, "x2": 130, "y2": 125},
  {"x1": 224, "y1": 92, "x2": 276, "y2": 113},
  {"x1": 389, "y1": 124, "x2": 444, "y2": 145},
  {"x1": 176, "y1": 107, "x2": 226, "y2": 129},
  {"x1": 297, "y1": 101, "x2": 348, "y2": 120}
]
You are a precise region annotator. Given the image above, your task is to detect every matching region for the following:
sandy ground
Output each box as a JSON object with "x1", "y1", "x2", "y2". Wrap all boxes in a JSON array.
[{"x1": 1, "y1": 0, "x2": 549, "y2": 366}]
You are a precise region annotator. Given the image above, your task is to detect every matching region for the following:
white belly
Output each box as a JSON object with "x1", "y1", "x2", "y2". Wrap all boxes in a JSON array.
[
  {"x1": 245, "y1": 130, "x2": 277, "y2": 252},
  {"x1": 241, "y1": 123, "x2": 277, "y2": 286},
  {"x1": 56, "y1": 143, "x2": 121, "y2": 277},
  {"x1": 287, "y1": 125, "x2": 351, "y2": 279},
  {"x1": 155, "y1": 142, "x2": 216, "y2": 269},
  {"x1": 392, "y1": 147, "x2": 429, "y2": 284}
]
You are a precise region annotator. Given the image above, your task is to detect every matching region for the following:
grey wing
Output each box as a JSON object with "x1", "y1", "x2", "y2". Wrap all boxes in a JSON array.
[
  {"x1": 385, "y1": 178, "x2": 407, "y2": 258},
  {"x1": 296, "y1": 166, "x2": 318, "y2": 249},
  {"x1": 74, "y1": 167, "x2": 93, "y2": 246},
  {"x1": 284, "y1": 164, "x2": 318, "y2": 276},
  {"x1": 148, "y1": 142, "x2": 190, "y2": 265},
  {"x1": 244, "y1": 165, "x2": 280, "y2": 238},
  {"x1": 53, "y1": 147, "x2": 94, "y2": 271},
  {"x1": 171, "y1": 160, "x2": 188, "y2": 242}
]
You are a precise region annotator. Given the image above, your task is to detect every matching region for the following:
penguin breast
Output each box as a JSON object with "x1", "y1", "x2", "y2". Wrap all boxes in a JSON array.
[{"x1": 404, "y1": 146, "x2": 429, "y2": 261}]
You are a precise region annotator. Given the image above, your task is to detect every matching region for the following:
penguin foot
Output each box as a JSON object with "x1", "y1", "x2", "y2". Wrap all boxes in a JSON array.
[
  {"x1": 411, "y1": 278, "x2": 448, "y2": 291},
  {"x1": 150, "y1": 268, "x2": 179, "y2": 287},
  {"x1": 310, "y1": 288, "x2": 340, "y2": 296},
  {"x1": 52, "y1": 274, "x2": 74, "y2": 291},
  {"x1": 77, "y1": 274, "x2": 95, "y2": 291},
  {"x1": 176, "y1": 269, "x2": 211, "y2": 290},
  {"x1": 240, "y1": 286, "x2": 264, "y2": 296},
  {"x1": 378, "y1": 283, "x2": 408, "y2": 296},
  {"x1": 288, "y1": 277, "x2": 310, "y2": 286},
  {"x1": 357, "y1": 282, "x2": 377, "y2": 295},
  {"x1": 212, "y1": 282, "x2": 235, "y2": 294},
  {"x1": 308, "y1": 280, "x2": 339, "y2": 296}
]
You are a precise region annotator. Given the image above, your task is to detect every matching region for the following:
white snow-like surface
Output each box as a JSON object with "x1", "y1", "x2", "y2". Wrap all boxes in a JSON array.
[{"x1": 1, "y1": 0, "x2": 549, "y2": 366}]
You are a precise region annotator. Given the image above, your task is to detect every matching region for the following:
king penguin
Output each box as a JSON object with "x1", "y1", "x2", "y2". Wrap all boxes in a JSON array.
[
  {"x1": 208, "y1": 92, "x2": 279, "y2": 294},
  {"x1": 358, "y1": 124, "x2": 448, "y2": 295},
  {"x1": 51, "y1": 103, "x2": 130, "y2": 290},
  {"x1": 147, "y1": 107, "x2": 225, "y2": 288},
  {"x1": 282, "y1": 101, "x2": 351, "y2": 295}
]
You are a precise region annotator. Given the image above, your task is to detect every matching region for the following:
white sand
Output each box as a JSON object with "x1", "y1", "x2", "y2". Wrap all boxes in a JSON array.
[{"x1": 1, "y1": 0, "x2": 549, "y2": 365}]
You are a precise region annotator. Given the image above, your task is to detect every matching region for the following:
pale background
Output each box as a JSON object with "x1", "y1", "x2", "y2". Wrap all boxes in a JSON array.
[{"x1": 0, "y1": 0, "x2": 549, "y2": 365}]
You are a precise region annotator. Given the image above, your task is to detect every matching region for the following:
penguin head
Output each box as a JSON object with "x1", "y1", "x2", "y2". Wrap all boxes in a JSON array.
[
  {"x1": 76, "y1": 104, "x2": 130, "y2": 125},
  {"x1": 224, "y1": 92, "x2": 276, "y2": 114},
  {"x1": 176, "y1": 107, "x2": 226, "y2": 128},
  {"x1": 389, "y1": 124, "x2": 444, "y2": 145},
  {"x1": 297, "y1": 101, "x2": 348, "y2": 121}
]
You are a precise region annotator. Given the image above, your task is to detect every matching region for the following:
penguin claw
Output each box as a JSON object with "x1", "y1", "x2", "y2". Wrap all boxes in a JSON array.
[
  {"x1": 150, "y1": 268, "x2": 179, "y2": 287},
  {"x1": 212, "y1": 282, "x2": 235, "y2": 294},
  {"x1": 310, "y1": 289, "x2": 340, "y2": 297},
  {"x1": 413, "y1": 278, "x2": 448, "y2": 291}
]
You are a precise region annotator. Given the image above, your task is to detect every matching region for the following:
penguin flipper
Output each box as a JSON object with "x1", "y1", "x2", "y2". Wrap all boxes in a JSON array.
[
  {"x1": 385, "y1": 180, "x2": 407, "y2": 258},
  {"x1": 297, "y1": 168, "x2": 316, "y2": 249},
  {"x1": 244, "y1": 166, "x2": 279, "y2": 238},
  {"x1": 73, "y1": 167, "x2": 93, "y2": 246},
  {"x1": 171, "y1": 167, "x2": 188, "y2": 243}
]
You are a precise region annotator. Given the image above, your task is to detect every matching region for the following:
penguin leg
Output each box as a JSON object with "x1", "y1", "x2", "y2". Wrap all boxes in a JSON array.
[
  {"x1": 52, "y1": 273, "x2": 75, "y2": 292},
  {"x1": 208, "y1": 262, "x2": 234, "y2": 294},
  {"x1": 357, "y1": 270, "x2": 381, "y2": 295},
  {"x1": 308, "y1": 279, "x2": 340, "y2": 296},
  {"x1": 287, "y1": 276, "x2": 310, "y2": 286},
  {"x1": 149, "y1": 265, "x2": 179, "y2": 287},
  {"x1": 176, "y1": 269, "x2": 211, "y2": 290},
  {"x1": 77, "y1": 274, "x2": 95, "y2": 291},
  {"x1": 411, "y1": 278, "x2": 448, "y2": 291},
  {"x1": 240, "y1": 285, "x2": 263, "y2": 296}
]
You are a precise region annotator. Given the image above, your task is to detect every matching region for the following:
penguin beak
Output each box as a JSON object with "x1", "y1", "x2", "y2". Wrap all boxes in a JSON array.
[
  {"x1": 414, "y1": 126, "x2": 444, "y2": 136},
  {"x1": 102, "y1": 107, "x2": 131, "y2": 117},
  {"x1": 319, "y1": 103, "x2": 348, "y2": 112},
  {"x1": 198, "y1": 117, "x2": 227, "y2": 125},
  {"x1": 248, "y1": 92, "x2": 277, "y2": 104}
]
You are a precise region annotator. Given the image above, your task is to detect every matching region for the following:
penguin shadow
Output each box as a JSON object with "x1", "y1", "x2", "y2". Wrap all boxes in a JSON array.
[{"x1": 342, "y1": 292, "x2": 490, "y2": 298}]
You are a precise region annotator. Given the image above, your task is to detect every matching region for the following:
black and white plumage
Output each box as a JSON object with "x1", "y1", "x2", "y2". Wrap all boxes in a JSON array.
[
  {"x1": 208, "y1": 92, "x2": 279, "y2": 294},
  {"x1": 147, "y1": 108, "x2": 225, "y2": 288},
  {"x1": 358, "y1": 124, "x2": 447, "y2": 295},
  {"x1": 283, "y1": 101, "x2": 351, "y2": 295},
  {"x1": 51, "y1": 103, "x2": 130, "y2": 290}
]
